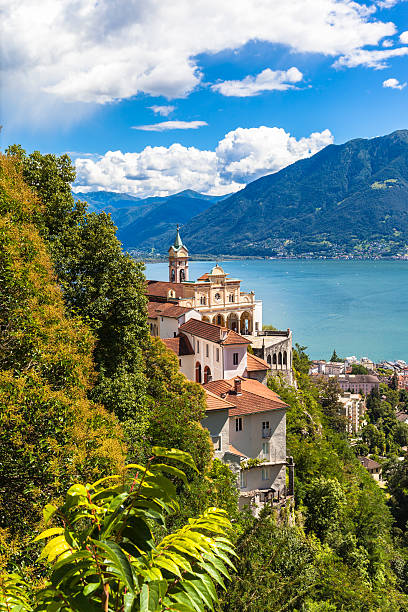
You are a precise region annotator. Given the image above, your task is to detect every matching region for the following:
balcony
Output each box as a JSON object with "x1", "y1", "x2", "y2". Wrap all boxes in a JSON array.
[{"x1": 262, "y1": 428, "x2": 272, "y2": 438}]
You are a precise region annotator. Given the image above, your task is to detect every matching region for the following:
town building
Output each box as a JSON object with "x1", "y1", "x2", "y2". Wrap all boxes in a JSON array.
[
  {"x1": 146, "y1": 227, "x2": 293, "y2": 382},
  {"x1": 202, "y1": 377, "x2": 292, "y2": 512},
  {"x1": 337, "y1": 374, "x2": 380, "y2": 395},
  {"x1": 162, "y1": 318, "x2": 250, "y2": 383},
  {"x1": 358, "y1": 456, "x2": 382, "y2": 481},
  {"x1": 339, "y1": 392, "x2": 366, "y2": 434}
]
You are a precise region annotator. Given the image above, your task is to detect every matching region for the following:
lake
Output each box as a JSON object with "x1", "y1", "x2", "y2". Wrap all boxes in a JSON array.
[{"x1": 144, "y1": 259, "x2": 408, "y2": 362}]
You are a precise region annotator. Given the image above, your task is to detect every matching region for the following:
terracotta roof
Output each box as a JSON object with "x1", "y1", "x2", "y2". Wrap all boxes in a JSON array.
[
  {"x1": 197, "y1": 273, "x2": 210, "y2": 281},
  {"x1": 146, "y1": 280, "x2": 186, "y2": 299},
  {"x1": 147, "y1": 301, "x2": 192, "y2": 319},
  {"x1": 246, "y1": 353, "x2": 269, "y2": 372},
  {"x1": 162, "y1": 334, "x2": 194, "y2": 356},
  {"x1": 228, "y1": 444, "x2": 247, "y2": 458},
  {"x1": 205, "y1": 389, "x2": 236, "y2": 412},
  {"x1": 203, "y1": 377, "x2": 287, "y2": 416},
  {"x1": 358, "y1": 456, "x2": 381, "y2": 470},
  {"x1": 179, "y1": 318, "x2": 249, "y2": 345}
]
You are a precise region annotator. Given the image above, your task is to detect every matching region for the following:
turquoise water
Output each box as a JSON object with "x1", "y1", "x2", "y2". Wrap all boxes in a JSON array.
[{"x1": 144, "y1": 259, "x2": 408, "y2": 362}]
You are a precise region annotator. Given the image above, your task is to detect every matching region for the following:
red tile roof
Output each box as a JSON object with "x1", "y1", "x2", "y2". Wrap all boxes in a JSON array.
[
  {"x1": 147, "y1": 301, "x2": 192, "y2": 319},
  {"x1": 146, "y1": 280, "x2": 186, "y2": 299},
  {"x1": 162, "y1": 334, "x2": 194, "y2": 356},
  {"x1": 246, "y1": 353, "x2": 269, "y2": 372},
  {"x1": 179, "y1": 318, "x2": 249, "y2": 345},
  {"x1": 228, "y1": 444, "x2": 247, "y2": 458},
  {"x1": 197, "y1": 273, "x2": 210, "y2": 281},
  {"x1": 205, "y1": 389, "x2": 236, "y2": 411},
  {"x1": 203, "y1": 377, "x2": 287, "y2": 416}
]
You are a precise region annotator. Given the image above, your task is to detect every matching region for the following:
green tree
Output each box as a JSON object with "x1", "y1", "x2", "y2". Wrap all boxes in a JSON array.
[
  {"x1": 0, "y1": 448, "x2": 235, "y2": 612},
  {"x1": 351, "y1": 364, "x2": 369, "y2": 375},
  {"x1": 330, "y1": 349, "x2": 343, "y2": 363},
  {"x1": 304, "y1": 477, "x2": 346, "y2": 541},
  {"x1": 0, "y1": 154, "x2": 125, "y2": 547},
  {"x1": 318, "y1": 378, "x2": 348, "y2": 434}
]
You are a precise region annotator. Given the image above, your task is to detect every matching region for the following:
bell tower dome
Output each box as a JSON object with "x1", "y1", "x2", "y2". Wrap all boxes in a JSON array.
[{"x1": 168, "y1": 225, "x2": 189, "y2": 283}]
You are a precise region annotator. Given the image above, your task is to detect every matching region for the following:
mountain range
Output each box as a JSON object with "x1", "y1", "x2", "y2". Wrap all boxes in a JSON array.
[
  {"x1": 74, "y1": 130, "x2": 408, "y2": 257},
  {"x1": 73, "y1": 189, "x2": 229, "y2": 251}
]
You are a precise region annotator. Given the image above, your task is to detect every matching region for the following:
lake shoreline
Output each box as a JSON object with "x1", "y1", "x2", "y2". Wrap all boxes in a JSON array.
[{"x1": 144, "y1": 259, "x2": 408, "y2": 363}]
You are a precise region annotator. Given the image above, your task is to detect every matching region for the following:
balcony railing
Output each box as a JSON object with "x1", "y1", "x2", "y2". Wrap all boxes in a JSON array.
[{"x1": 262, "y1": 428, "x2": 272, "y2": 438}]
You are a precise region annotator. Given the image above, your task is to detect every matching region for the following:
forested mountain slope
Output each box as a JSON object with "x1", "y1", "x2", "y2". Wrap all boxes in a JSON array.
[
  {"x1": 74, "y1": 189, "x2": 228, "y2": 249},
  {"x1": 181, "y1": 129, "x2": 408, "y2": 256}
]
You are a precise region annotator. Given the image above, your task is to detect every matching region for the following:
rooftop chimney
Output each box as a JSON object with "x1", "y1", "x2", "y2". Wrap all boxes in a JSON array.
[{"x1": 234, "y1": 378, "x2": 242, "y2": 395}]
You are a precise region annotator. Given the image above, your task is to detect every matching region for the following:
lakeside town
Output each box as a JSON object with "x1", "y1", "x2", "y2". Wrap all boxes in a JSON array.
[{"x1": 145, "y1": 227, "x2": 408, "y2": 510}]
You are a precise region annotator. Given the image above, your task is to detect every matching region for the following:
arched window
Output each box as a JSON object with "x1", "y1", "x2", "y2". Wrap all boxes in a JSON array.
[
  {"x1": 273, "y1": 353, "x2": 277, "y2": 365},
  {"x1": 195, "y1": 362, "x2": 202, "y2": 384},
  {"x1": 171, "y1": 269, "x2": 175, "y2": 282},
  {"x1": 204, "y1": 366, "x2": 212, "y2": 384},
  {"x1": 283, "y1": 351, "x2": 287, "y2": 366},
  {"x1": 278, "y1": 352, "x2": 282, "y2": 366},
  {"x1": 180, "y1": 269, "x2": 185, "y2": 282},
  {"x1": 267, "y1": 355, "x2": 272, "y2": 365},
  {"x1": 200, "y1": 295, "x2": 206, "y2": 305}
]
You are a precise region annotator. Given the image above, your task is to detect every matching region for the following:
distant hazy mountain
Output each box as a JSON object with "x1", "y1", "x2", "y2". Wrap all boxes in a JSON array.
[
  {"x1": 72, "y1": 189, "x2": 230, "y2": 248},
  {"x1": 180, "y1": 129, "x2": 408, "y2": 257}
]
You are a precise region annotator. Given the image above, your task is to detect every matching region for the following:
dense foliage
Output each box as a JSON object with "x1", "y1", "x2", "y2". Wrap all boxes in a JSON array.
[
  {"x1": 0, "y1": 448, "x2": 235, "y2": 611},
  {"x1": 0, "y1": 154, "x2": 125, "y2": 555},
  {"x1": 180, "y1": 129, "x2": 408, "y2": 257}
]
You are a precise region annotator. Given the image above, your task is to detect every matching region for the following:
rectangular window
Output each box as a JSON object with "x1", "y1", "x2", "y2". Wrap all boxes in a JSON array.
[
  {"x1": 216, "y1": 348, "x2": 220, "y2": 362},
  {"x1": 206, "y1": 344, "x2": 209, "y2": 358},
  {"x1": 255, "y1": 322, "x2": 259, "y2": 330},
  {"x1": 261, "y1": 468, "x2": 269, "y2": 481},
  {"x1": 179, "y1": 359, "x2": 181, "y2": 366},
  {"x1": 233, "y1": 353, "x2": 239, "y2": 366},
  {"x1": 235, "y1": 417, "x2": 242, "y2": 432},
  {"x1": 262, "y1": 421, "x2": 270, "y2": 430},
  {"x1": 196, "y1": 340, "x2": 200, "y2": 352},
  {"x1": 229, "y1": 294, "x2": 235, "y2": 303},
  {"x1": 262, "y1": 442, "x2": 269, "y2": 457},
  {"x1": 240, "y1": 470, "x2": 247, "y2": 488}
]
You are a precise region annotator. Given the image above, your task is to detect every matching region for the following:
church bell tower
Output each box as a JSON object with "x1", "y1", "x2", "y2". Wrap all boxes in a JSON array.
[{"x1": 168, "y1": 225, "x2": 189, "y2": 283}]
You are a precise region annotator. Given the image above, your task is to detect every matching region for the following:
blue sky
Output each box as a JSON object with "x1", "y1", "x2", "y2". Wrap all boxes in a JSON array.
[{"x1": 1, "y1": 0, "x2": 407, "y2": 197}]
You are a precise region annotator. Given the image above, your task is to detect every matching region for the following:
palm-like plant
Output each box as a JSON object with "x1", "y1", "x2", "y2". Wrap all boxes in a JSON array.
[{"x1": 0, "y1": 447, "x2": 235, "y2": 611}]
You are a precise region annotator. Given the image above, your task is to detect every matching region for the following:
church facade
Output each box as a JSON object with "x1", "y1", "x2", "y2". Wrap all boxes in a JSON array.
[{"x1": 148, "y1": 227, "x2": 262, "y2": 335}]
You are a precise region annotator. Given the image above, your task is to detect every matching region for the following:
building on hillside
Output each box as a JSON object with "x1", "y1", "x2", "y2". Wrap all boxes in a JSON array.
[
  {"x1": 339, "y1": 392, "x2": 366, "y2": 434},
  {"x1": 246, "y1": 331, "x2": 293, "y2": 384},
  {"x1": 148, "y1": 229, "x2": 262, "y2": 334},
  {"x1": 358, "y1": 456, "x2": 382, "y2": 481},
  {"x1": 202, "y1": 376, "x2": 292, "y2": 513},
  {"x1": 337, "y1": 374, "x2": 379, "y2": 395},
  {"x1": 147, "y1": 302, "x2": 201, "y2": 337},
  {"x1": 162, "y1": 318, "x2": 249, "y2": 383},
  {"x1": 396, "y1": 411, "x2": 408, "y2": 424},
  {"x1": 147, "y1": 227, "x2": 293, "y2": 381}
]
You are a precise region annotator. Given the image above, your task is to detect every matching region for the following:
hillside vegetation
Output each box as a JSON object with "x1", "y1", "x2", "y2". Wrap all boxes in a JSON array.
[{"x1": 3, "y1": 148, "x2": 408, "y2": 610}]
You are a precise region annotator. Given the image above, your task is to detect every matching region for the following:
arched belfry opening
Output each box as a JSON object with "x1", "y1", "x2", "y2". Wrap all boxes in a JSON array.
[{"x1": 168, "y1": 225, "x2": 189, "y2": 283}]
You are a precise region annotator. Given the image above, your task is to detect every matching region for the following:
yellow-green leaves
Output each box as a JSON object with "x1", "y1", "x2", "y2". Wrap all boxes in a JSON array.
[{"x1": 2, "y1": 450, "x2": 235, "y2": 611}]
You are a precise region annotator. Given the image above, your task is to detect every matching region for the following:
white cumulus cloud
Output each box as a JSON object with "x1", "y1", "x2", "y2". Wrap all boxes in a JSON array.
[
  {"x1": 73, "y1": 125, "x2": 333, "y2": 197},
  {"x1": 1, "y1": 0, "x2": 399, "y2": 122},
  {"x1": 132, "y1": 120, "x2": 207, "y2": 131},
  {"x1": 149, "y1": 105, "x2": 175, "y2": 116},
  {"x1": 382, "y1": 77, "x2": 407, "y2": 89},
  {"x1": 400, "y1": 31, "x2": 408, "y2": 44},
  {"x1": 334, "y1": 46, "x2": 408, "y2": 68},
  {"x1": 212, "y1": 67, "x2": 303, "y2": 97}
]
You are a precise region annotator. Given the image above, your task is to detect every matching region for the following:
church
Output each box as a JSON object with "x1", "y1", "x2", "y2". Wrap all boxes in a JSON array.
[
  {"x1": 147, "y1": 226, "x2": 263, "y2": 335},
  {"x1": 145, "y1": 227, "x2": 295, "y2": 512}
]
